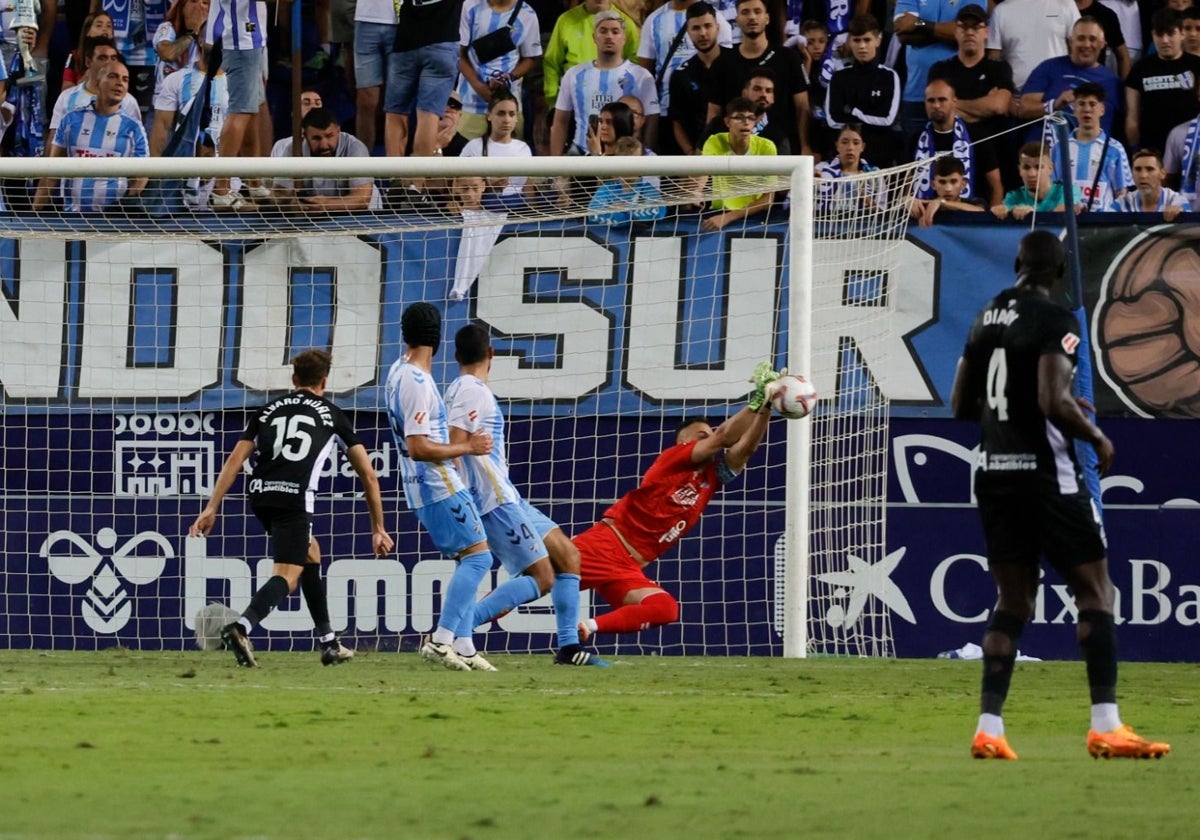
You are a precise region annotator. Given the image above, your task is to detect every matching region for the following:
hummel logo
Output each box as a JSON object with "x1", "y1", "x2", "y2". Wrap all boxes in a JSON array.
[
  {"x1": 505, "y1": 528, "x2": 521, "y2": 545},
  {"x1": 451, "y1": 504, "x2": 467, "y2": 523}
]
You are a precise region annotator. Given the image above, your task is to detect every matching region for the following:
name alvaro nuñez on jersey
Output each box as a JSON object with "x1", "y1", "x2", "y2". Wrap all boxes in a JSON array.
[{"x1": 261, "y1": 394, "x2": 335, "y2": 425}]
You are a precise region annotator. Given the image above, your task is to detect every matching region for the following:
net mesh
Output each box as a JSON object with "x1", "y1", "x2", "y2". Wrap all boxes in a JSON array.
[{"x1": 0, "y1": 155, "x2": 927, "y2": 657}]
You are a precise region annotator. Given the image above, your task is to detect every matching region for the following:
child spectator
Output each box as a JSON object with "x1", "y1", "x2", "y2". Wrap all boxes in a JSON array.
[
  {"x1": 824, "y1": 14, "x2": 901, "y2": 167},
  {"x1": 699, "y1": 95, "x2": 777, "y2": 230},
  {"x1": 907, "y1": 155, "x2": 985, "y2": 227},
  {"x1": 1113, "y1": 148, "x2": 1192, "y2": 219},
  {"x1": 815, "y1": 123, "x2": 882, "y2": 214},
  {"x1": 63, "y1": 12, "x2": 114, "y2": 88},
  {"x1": 1052, "y1": 81, "x2": 1132, "y2": 211},
  {"x1": 587, "y1": 136, "x2": 666, "y2": 225},
  {"x1": 992, "y1": 142, "x2": 1081, "y2": 220},
  {"x1": 460, "y1": 90, "x2": 533, "y2": 197}
]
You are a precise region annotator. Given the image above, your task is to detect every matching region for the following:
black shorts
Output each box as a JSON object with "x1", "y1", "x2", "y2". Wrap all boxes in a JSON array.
[
  {"x1": 977, "y1": 489, "x2": 1106, "y2": 573},
  {"x1": 252, "y1": 506, "x2": 313, "y2": 566}
]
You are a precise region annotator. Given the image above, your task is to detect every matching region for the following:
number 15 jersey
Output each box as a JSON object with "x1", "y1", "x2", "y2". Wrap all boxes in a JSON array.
[
  {"x1": 962, "y1": 287, "x2": 1085, "y2": 496},
  {"x1": 240, "y1": 390, "x2": 361, "y2": 512}
]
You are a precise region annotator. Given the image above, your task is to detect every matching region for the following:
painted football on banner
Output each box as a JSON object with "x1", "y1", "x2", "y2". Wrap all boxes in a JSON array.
[{"x1": 770, "y1": 374, "x2": 818, "y2": 419}]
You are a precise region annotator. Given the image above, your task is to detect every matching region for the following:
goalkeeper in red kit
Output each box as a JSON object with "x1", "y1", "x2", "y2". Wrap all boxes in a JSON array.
[{"x1": 575, "y1": 362, "x2": 781, "y2": 640}]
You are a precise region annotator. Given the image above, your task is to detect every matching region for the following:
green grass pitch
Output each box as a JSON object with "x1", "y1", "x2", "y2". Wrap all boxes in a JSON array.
[{"x1": 0, "y1": 651, "x2": 1195, "y2": 839}]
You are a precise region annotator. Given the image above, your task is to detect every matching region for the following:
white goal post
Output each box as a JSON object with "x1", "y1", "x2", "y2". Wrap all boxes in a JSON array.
[{"x1": 0, "y1": 153, "x2": 923, "y2": 658}]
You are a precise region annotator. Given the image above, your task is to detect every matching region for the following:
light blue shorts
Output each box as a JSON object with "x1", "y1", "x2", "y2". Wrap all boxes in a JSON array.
[
  {"x1": 482, "y1": 501, "x2": 550, "y2": 576},
  {"x1": 385, "y1": 41, "x2": 458, "y2": 116},
  {"x1": 354, "y1": 21, "x2": 398, "y2": 89},
  {"x1": 223, "y1": 47, "x2": 266, "y2": 113},
  {"x1": 415, "y1": 489, "x2": 486, "y2": 558},
  {"x1": 518, "y1": 498, "x2": 558, "y2": 540}
]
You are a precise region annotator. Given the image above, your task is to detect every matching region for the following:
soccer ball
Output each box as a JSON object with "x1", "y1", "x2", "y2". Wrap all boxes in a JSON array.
[{"x1": 769, "y1": 374, "x2": 819, "y2": 419}]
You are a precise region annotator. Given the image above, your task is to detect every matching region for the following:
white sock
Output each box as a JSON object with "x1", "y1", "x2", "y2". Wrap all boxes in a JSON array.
[
  {"x1": 1091, "y1": 703, "x2": 1122, "y2": 733},
  {"x1": 976, "y1": 713, "x2": 1004, "y2": 737},
  {"x1": 432, "y1": 627, "x2": 455, "y2": 645},
  {"x1": 453, "y1": 637, "x2": 477, "y2": 657},
  {"x1": 584, "y1": 618, "x2": 598, "y2": 634},
  {"x1": 237, "y1": 617, "x2": 252, "y2": 634},
  {"x1": 318, "y1": 632, "x2": 335, "y2": 644}
]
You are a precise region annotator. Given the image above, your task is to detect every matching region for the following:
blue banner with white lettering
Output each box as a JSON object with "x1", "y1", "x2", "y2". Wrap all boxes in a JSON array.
[{"x1": 2, "y1": 218, "x2": 1198, "y2": 659}]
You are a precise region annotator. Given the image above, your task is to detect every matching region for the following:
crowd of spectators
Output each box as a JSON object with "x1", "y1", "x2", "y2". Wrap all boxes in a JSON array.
[{"x1": 4, "y1": 0, "x2": 1198, "y2": 222}]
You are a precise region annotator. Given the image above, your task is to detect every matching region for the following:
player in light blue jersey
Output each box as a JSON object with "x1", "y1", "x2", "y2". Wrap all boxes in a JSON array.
[
  {"x1": 34, "y1": 58, "x2": 149, "y2": 213},
  {"x1": 446, "y1": 324, "x2": 609, "y2": 667},
  {"x1": 551, "y1": 11, "x2": 659, "y2": 154},
  {"x1": 384, "y1": 302, "x2": 499, "y2": 671}
]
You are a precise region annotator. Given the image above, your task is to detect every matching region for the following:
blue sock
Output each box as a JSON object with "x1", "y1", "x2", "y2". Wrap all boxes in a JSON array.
[
  {"x1": 466, "y1": 574, "x2": 542, "y2": 635},
  {"x1": 552, "y1": 573, "x2": 581, "y2": 647},
  {"x1": 438, "y1": 551, "x2": 492, "y2": 637}
]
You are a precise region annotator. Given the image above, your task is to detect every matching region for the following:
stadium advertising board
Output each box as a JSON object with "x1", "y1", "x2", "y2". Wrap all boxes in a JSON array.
[{"x1": 1, "y1": 220, "x2": 1197, "y2": 659}]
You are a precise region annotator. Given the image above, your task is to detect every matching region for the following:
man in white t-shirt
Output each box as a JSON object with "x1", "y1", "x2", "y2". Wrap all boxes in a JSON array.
[
  {"x1": 550, "y1": 11, "x2": 659, "y2": 154},
  {"x1": 986, "y1": 0, "x2": 1080, "y2": 91}
]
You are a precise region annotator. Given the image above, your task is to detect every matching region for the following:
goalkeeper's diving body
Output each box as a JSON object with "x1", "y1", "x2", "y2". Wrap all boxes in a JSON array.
[{"x1": 575, "y1": 363, "x2": 780, "y2": 641}]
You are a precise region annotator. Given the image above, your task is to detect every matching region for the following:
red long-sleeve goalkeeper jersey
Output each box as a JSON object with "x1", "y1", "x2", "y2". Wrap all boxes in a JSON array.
[{"x1": 602, "y1": 440, "x2": 726, "y2": 563}]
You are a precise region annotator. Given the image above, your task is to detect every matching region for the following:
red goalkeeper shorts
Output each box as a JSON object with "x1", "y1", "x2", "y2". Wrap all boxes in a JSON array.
[{"x1": 575, "y1": 522, "x2": 659, "y2": 608}]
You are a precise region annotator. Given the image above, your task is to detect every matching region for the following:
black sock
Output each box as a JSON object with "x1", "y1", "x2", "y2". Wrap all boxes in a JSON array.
[
  {"x1": 980, "y1": 610, "x2": 1025, "y2": 717},
  {"x1": 299, "y1": 563, "x2": 334, "y2": 639},
  {"x1": 1078, "y1": 609, "x2": 1118, "y2": 704},
  {"x1": 243, "y1": 575, "x2": 291, "y2": 629}
]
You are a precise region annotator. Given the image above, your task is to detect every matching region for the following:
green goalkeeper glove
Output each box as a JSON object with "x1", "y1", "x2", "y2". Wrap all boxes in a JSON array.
[{"x1": 747, "y1": 361, "x2": 785, "y2": 413}]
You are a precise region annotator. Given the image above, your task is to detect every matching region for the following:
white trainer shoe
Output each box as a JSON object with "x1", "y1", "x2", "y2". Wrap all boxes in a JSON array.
[
  {"x1": 459, "y1": 652, "x2": 498, "y2": 672},
  {"x1": 419, "y1": 636, "x2": 471, "y2": 671}
]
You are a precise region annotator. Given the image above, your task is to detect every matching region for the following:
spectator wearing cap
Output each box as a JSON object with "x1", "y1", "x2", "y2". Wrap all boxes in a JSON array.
[
  {"x1": 1126, "y1": 9, "x2": 1200, "y2": 153},
  {"x1": 928, "y1": 6, "x2": 1014, "y2": 146},
  {"x1": 893, "y1": 0, "x2": 986, "y2": 145},
  {"x1": 550, "y1": 11, "x2": 658, "y2": 155},
  {"x1": 986, "y1": 0, "x2": 1079, "y2": 93},
  {"x1": 543, "y1": 0, "x2": 640, "y2": 108},
  {"x1": 1017, "y1": 17, "x2": 1122, "y2": 144},
  {"x1": 436, "y1": 91, "x2": 472, "y2": 157}
]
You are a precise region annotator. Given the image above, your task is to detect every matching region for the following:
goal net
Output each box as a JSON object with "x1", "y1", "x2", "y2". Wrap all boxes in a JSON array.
[{"x1": 0, "y1": 153, "x2": 923, "y2": 658}]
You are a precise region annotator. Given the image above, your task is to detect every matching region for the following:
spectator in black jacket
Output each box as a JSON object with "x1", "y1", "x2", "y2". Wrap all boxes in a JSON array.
[{"x1": 824, "y1": 14, "x2": 901, "y2": 166}]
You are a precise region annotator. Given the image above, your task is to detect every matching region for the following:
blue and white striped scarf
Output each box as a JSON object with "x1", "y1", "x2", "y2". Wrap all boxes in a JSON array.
[
  {"x1": 914, "y1": 117, "x2": 974, "y2": 200},
  {"x1": 1181, "y1": 115, "x2": 1200, "y2": 201}
]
